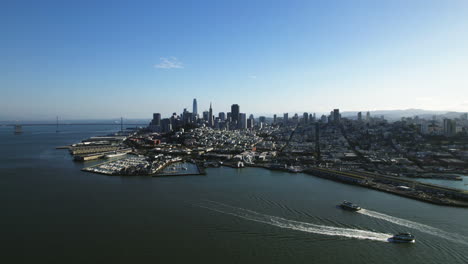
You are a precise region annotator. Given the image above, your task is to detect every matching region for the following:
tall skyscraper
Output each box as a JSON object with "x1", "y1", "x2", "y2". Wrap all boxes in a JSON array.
[
  {"x1": 148, "y1": 113, "x2": 162, "y2": 132},
  {"x1": 193, "y1": 98, "x2": 198, "y2": 116},
  {"x1": 152, "y1": 113, "x2": 161, "y2": 126},
  {"x1": 357, "y1": 112, "x2": 362, "y2": 121},
  {"x1": 231, "y1": 104, "x2": 240, "y2": 124},
  {"x1": 366, "y1": 111, "x2": 371, "y2": 121},
  {"x1": 273, "y1": 114, "x2": 277, "y2": 124},
  {"x1": 333, "y1": 109, "x2": 340, "y2": 124},
  {"x1": 208, "y1": 102, "x2": 214, "y2": 127},
  {"x1": 239, "y1": 113, "x2": 247, "y2": 129},
  {"x1": 283, "y1": 113, "x2": 288, "y2": 123}
]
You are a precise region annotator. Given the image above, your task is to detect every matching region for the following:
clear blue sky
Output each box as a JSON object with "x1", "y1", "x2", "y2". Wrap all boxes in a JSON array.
[{"x1": 2, "y1": 0, "x2": 468, "y2": 120}]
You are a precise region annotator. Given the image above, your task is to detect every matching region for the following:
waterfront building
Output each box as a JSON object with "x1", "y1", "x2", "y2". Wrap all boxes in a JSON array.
[{"x1": 231, "y1": 104, "x2": 240, "y2": 124}]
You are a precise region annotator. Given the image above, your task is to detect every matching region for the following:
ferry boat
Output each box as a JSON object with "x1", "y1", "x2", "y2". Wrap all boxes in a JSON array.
[
  {"x1": 339, "y1": 201, "x2": 361, "y2": 211},
  {"x1": 389, "y1": 233, "x2": 415, "y2": 243}
]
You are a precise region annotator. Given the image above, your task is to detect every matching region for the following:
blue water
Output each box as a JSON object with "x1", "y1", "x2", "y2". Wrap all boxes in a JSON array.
[{"x1": 1, "y1": 125, "x2": 468, "y2": 264}]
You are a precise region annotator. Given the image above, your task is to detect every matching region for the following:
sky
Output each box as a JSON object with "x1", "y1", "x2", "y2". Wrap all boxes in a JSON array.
[{"x1": 1, "y1": 0, "x2": 468, "y2": 120}]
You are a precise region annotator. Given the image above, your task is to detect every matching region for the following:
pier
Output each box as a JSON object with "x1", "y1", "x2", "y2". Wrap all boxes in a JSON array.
[{"x1": 305, "y1": 167, "x2": 468, "y2": 207}]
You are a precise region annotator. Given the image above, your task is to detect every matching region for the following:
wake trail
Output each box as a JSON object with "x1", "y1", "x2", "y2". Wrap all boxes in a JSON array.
[
  {"x1": 197, "y1": 201, "x2": 391, "y2": 242},
  {"x1": 358, "y1": 209, "x2": 468, "y2": 246}
]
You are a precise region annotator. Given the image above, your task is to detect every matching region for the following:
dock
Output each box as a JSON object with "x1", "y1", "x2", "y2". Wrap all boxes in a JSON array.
[{"x1": 305, "y1": 167, "x2": 468, "y2": 207}]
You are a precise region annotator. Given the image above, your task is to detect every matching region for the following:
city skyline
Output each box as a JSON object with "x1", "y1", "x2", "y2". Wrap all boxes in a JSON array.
[{"x1": 2, "y1": 0, "x2": 468, "y2": 120}]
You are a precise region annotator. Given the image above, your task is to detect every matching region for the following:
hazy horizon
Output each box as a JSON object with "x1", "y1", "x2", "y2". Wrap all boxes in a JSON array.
[
  {"x1": 1, "y1": 108, "x2": 466, "y2": 123},
  {"x1": 2, "y1": 0, "x2": 468, "y2": 120}
]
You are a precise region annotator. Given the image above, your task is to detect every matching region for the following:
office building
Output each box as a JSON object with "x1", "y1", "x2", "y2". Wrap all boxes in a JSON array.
[
  {"x1": 333, "y1": 109, "x2": 340, "y2": 124},
  {"x1": 231, "y1": 104, "x2": 240, "y2": 123},
  {"x1": 151, "y1": 113, "x2": 161, "y2": 126},
  {"x1": 239, "y1": 113, "x2": 247, "y2": 129},
  {"x1": 208, "y1": 103, "x2": 214, "y2": 127},
  {"x1": 219, "y1": 112, "x2": 226, "y2": 121},
  {"x1": 192, "y1": 98, "x2": 198, "y2": 116}
]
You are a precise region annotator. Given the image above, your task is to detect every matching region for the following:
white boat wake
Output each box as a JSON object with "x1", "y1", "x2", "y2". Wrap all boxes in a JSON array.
[
  {"x1": 197, "y1": 201, "x2": 391, "y2": 242},
  {"x1": 358, "y1": 209, "x2": 468, "y2": 245}
]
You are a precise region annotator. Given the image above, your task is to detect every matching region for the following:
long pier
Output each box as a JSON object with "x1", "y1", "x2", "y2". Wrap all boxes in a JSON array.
[{"x1": 305, "y1": 167, "x2": 468, "y2": 207}]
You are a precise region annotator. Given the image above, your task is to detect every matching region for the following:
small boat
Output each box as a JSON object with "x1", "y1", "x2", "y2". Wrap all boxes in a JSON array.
[
  {"x1": 339, "y1": 201, "x2": 361, "y2": 211},
  {"x1": 389, "y1": 233, "x2": 415, "y2": 243}
]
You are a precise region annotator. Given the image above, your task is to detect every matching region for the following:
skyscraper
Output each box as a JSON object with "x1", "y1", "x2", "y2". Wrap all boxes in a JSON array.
[
  {"x1": 208, "y1": 102, "x2": 214, "y2": 127},
  {"x1": 273, "y1": 114, "x2": 277, "y2": 124},
  {"x1": 239, "y1": 113, "x2": 247, "y2": 129},
  {"x1": 333, "y1": 109, "x2": 340, "y2": 124},
  {"x1": 219, "y1": 112, "x2": 226, "y2": 121},
  {"x1": 357, "y1": 112, "x2": 362, "y2": 121},
  {"x1": 193, "y1": 98, "x2": 198, "y2": 116},
  {"x1": 303, "y1": 112, "x2": 309, "y2": 123},
  {"x1": 283, "y1": 113, "x2": 288, "y2": 123},
  {"x1": 231, "y1": 104, "x2": 240, "y2": 124},
  {"x1": 152, "y1": 113, "x2": 161, "y2": 126}
]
